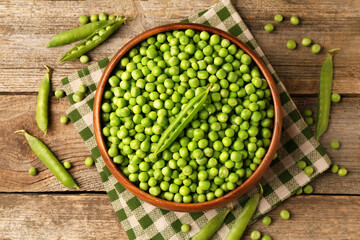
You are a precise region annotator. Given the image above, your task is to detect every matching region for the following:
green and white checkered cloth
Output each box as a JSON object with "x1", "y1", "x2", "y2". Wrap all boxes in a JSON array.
[{"x1": 61, "y1": 0, "x2": 331, "y2": 239}]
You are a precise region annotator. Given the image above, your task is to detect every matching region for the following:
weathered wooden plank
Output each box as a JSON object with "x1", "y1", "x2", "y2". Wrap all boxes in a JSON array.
[
  {"x1": 0, "y1": 0, "x2": 359, "y2": 94},
  {"x1": 1, "y1": 95, "x2": 359, "y2": 194},
  {"x1": 0, "y1": 194, "x2": 359, "y2": 240}
]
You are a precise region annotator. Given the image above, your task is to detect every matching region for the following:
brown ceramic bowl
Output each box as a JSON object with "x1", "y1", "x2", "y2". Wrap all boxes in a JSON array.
[{"x1": 94, "y1": 23, "x2": 282, "y2": 212}]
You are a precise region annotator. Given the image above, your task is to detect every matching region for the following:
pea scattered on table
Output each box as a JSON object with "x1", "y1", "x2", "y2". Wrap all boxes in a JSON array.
[
  {"x1": 63, "y1": 161, "x2": 72, "y2": 169},
  {"x1": 250, "y1": 230, "x2": 262, "y2": 240},
  {"x1": 331, "y1": 93, "x2": 341, "y2": 103},
  {"x1": 79, "y1": 15, "x2": 89, "y2": 25},
  {"x1": 85, "y1": 157, "x2": 94, "y2": 166},
  {"x1": 296, "y1": 160, "x2": 307, "y2": 170},
  {"x1": 108, "y1": 15, "x2": 116, "y2": 21},
  {"x1": 73, "y1": 92, "x2": 84, "y2": 102},
  {"x1": 304, "y1": 166, "x2": 314, "y2": 175},
  {"x1": 304, "y1": 109, "x2": 312, "y2": 117},
  {"x1": 78, "y1": 84, "x2": 87, "y2": 93},
  {"x1": 311, "y1": 44, "x2": 322, "y2": 54},
  {"x1": 274, "y1": 14, "x2": 283, "y2": 22},
  {"x1": 296, "y1": 187, "x2": 303, "y2": 195},
  {"x1": 90, "y1": 14, "x2": 99, "y2": 22},
  {"x1": 99, "y1": 12, "x2": 108, "y2": 21},
  {"x1": 303, "y1": 184, "x2": 313, "y2": 194},
  {"x1": 262, "y1": 216, "x2": 272, "y2": 226},
  {"x1": 301, "y1": 38, "x2": 312, "y2": 46},
  {"x1": 80, "y1": 55, "x2": 90, "y2": 63},
  {"x1": 55, "y1": 89, "x2": 65, "y2": 98},
  {"x1": 338, "y1": 168, "x2": 347, "y2": 176},
  {"x1": 262, "y1": 235, "x2": 272, "y2": 240},
  {"x1": 330, "y1": 140, "x2": 340, "y2": 149},
  {"x1": 280, "y1": 209, "x2": 290, "y2": 220},
  {"x1": 305, "y1": 117, "x2": 314, "y2": 125},
  {"x1": 60, "y1": 115, "x2": 69, "y2": 125},
  {"x1": 287, "y1": 40, "x2": 297, "y2": 50},
  {"x1": 290, "y1": 16, "x2": 300, "y2": 25},
  {"x1": 264, "y1": 24, "x2": 274, "y2": 33},
  {"x1": 181, "y1": 224, "x2": 190, "y2": 233},
  {"x1": 29, "y1": 167, "x2": 37, "y2": 176},
  {"x1": 331, "y1": 164, "x2": 339, "y2": 173}
]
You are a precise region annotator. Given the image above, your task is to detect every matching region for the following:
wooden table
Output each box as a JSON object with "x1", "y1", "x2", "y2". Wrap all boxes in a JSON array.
[{"x1": 1, "y1": 0, "x2": 359, "y2": 239}]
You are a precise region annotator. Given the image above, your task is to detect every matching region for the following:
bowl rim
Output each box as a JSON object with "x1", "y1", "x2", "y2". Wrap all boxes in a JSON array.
[{"x1": 93, "y1": 23, "x2": 282, "y2": 212}]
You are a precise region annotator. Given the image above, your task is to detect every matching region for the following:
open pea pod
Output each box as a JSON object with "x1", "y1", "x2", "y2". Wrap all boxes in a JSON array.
[{"x1": 59, "y1": 17, "x2": 128, "y2": 62}]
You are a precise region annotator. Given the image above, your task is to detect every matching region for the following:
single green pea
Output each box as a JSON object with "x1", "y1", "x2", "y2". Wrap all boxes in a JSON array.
[
  {"x1": 80, "y1": 55, "x2": 90, "y2": 63},
  {"x1": 311, "y1": 44, "x2": 321, "y2": 54},
  {"x1": 303, "y1": 184, "x2": 313, "y2": 194},
  {"x1": 338, "y1": 168, "x2": 348, "y2": 176},
  {"x1": 330, "y1": 140, "x2": 340, "y2": 149},
  {"x1": 280, "y1": 209, "x2": 290, "y2": 220},
  {"x1": 262, "y1": 216, "x2": 272, "y2": 226},
  {"x1": 331, "y1": 93, "x2": 341, "y2": 103},
  {"x1": 60, "y1": 115, "x2": 69, "y2": 125},
  {"x1": 181, "y1": 223, "x2": 190, "y2": 233},
  {"x1": 297, "y1": 160, "x2": 307, "y2": 169},
  {"x1": 262, "y1": 235, "x2": 272, "y2": 240},
  {"x1": 287, "y1": 40, "x2": 297, "y2": 50},
  {"x1": 331, "y1": 164, "x2": 339, "y2": 173},
  {"x1": 304, "y1": 109, "x2": 312, "y2": 117},
  {"x1": 250, "y1": 230, "x2": 261, "y2": 240},
  {"x1": 296, "y1": 187, "x2": 303, "y2": 195},
  {"x1": 274, "y1": 14, "x2": 283, "y2": 22},
  {"x1": 63, "y1": 161, "x2": 71, "y2": 169},
  {"x1": 108, "y1": 15, "x2": 116, "y2": 20},
  {"x1": 304, "y1": 166, "x2": 314, "y2": 176},
  {"x1": 72, "y1": 92, "x2": 84, "y2": 102},
  {"x1": 78, "y1": 15, "x2": 89, "y2": 25},
  {"x1": 54, "y1": 90, "x2": 65, "y2": 98},
  {"x1": 305, "y1": 117, "x2": 314, "y2": 125},
  {"x1": 264, "y1": 24, "x2": 274, "y2": 33},
  {"x1": 85, "y1": 157, "x2": 94, "y2": 166},
  {"x1": 90, "y1": 14, "x2": 99, "y2": 22},
  {"x1": 78, "y1": 84, "x2": 87, "y2": 93},
  {"x1": 99, "y1": 12, "x2": 108, "y2": 21},
  {"x1": 302, "y1": 38, "x2": 312, "y2": 46},
  {"x1": 290, "y1": 16, "x2": 300, "y2": 25},
  {"x1": 29, "y1": 167, "x2": 37, "y2": 176}
]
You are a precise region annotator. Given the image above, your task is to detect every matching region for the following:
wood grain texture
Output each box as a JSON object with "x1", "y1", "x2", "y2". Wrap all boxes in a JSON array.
[
  {"x1": 0, "y1": 194, "x2": 359, "y2": 240},
  {"x1": 1, "y1": 95, "x2": 359, "y2": 194},
  {"x1": 0, "y1": 0, "x2": 359, "y2": 94}
]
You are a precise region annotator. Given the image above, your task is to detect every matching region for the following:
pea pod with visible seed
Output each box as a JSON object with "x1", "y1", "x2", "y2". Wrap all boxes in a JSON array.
[
  {"x1": 15, "y1": 130, "x2": 79, "y2": 189},
  {"x1": 47, "y1": 20, "x2": 112, "y2": 48},
  {"x1": 36, "y1": 65, "x2": 51, "y2": 134},
  {"x1": 315, "y1": 48, "x2": 340, "y2": 140},
  {"x1": 59, "y1": 17, "x2": 128, "y2": 62},
  {"x1": 192, "y1": 207, "x2": 231, "y2": 240},
  {"x1": 154, "y1": 86, "x2": 211, "y2": 155}
]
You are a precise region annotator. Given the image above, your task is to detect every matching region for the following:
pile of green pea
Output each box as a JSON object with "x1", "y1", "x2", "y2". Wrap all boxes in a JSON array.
[{"x1": 101, "y1": 29, "x2": 275, "y2": 203}]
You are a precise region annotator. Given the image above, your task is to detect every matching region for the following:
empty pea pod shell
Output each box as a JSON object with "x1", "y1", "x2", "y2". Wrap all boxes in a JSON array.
[
  {"x1": 154, "y1": 86, "x2": 211, "y2": 155},
  {"x1": 15, "y1": 130, "x2": 79, "y2": 189},
  {"x1": 47, "y1": 20, "x2": 112, "y2": 48},
  {"x1": 59, "y1": 17, "x2": 128, "y2": 62}
]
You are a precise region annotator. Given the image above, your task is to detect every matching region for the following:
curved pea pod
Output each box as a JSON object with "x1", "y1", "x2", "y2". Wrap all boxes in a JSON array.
[
  {"x1": 225, "y1": 193, "x2": 260, "y2": 240},
  {"x1": 47, "y1": 20, "x2": 112, "y2": 48},
  {"x1": 154, "y1": 86, "x2": 211, "y2": 155},
  {"x1": 59, "y1": 17, "x2": 128, "y2": 62},
  {"x1": 15, "y1": 130, "x2": 79, "y2": 189},
  {"x1": 315, "y1": 48, "x2": 340, "y2": 140},
  {"x1": 36, "y1": 65, "x2": 51, "y2": 134},
  {"x1": 192, "y1": 208, "x2": 231, "y2": 240}
]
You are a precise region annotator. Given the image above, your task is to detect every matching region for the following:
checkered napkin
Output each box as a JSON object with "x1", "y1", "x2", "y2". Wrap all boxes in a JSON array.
[{"x1": 61, "y1": 0, "x2": 331, "y2": 239}]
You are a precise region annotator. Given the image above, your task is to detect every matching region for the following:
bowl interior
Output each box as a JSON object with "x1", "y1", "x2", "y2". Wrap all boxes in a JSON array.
[{"x1": 93, "y1": 23, "x2": 282, "y2": 212}]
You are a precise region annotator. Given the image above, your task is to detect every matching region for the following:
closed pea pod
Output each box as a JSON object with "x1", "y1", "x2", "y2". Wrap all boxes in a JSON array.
[
  {"x1": 154, "y1": 85, "x2": 211, "y2": 155},
  {"x1": 15, "y1": 130, "x2": 78, "y2": 189},
  {"x1": 36, "y1": 65, "x2": 51, "y2": 134},
  {"x1": 316, "y1": 48, "x2": 340, "y2": 139},
  {"x1": 47, "y1": 20, "x2": 112, "y2": 48},
  {"x1": 59, "y1": 17, "x2": 128, "y2": 62},
  {"x1": 192, "y1": 207, "x2": 231, "y2": 240}
]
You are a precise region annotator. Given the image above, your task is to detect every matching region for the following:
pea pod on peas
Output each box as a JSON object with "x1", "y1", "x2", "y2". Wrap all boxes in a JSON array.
[
  {"x1": 315, "y1": 48, "x2": 340, "y2": 140},
  {"x1": 59, "y1": 17, "x2": 128, "y2": 62},
  {"x1": 47, "y1": 20, "x2": 112, "y2": 48},
  {"x1": 154, "y1": 85, "x2": 211, "y2": 155},
  {"x1": 36, "y1": 65, "x2": 51, "y2": 134},
  {"x1": 15, "y1": 130, "x2": 79, "y2": 189}
]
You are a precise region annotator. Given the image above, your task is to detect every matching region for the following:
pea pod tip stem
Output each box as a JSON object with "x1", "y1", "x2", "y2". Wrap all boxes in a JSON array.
[{"x1": 14, "y1": 129, "x2": 26, "y2": 134}]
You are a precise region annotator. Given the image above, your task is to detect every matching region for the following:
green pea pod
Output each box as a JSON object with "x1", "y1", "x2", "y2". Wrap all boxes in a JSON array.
[
  {"x1": 36, "y1": 65, "x2": 51, "y2": 134},
  {"x1": 59, "y1": 17, "x2": 128, "y2": 62},
  {"x1": 315, "y1": 48, "x2": 340, "y2": 140},
  {"x1": 47, "y1": 20, "x2": 112, "y2": 48},
  {"x1": 225, "y1": 193, "x2": 261, "y2": 240},
  {"x1": 155, "y1": 86, "x2": 211, "y2": 155},
  {"x1": 192, "y1": 208, "x2": 231, "y2": 240},
  {"x1": 15, "y1": 130, "x2": 79, "y2": 189}
]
